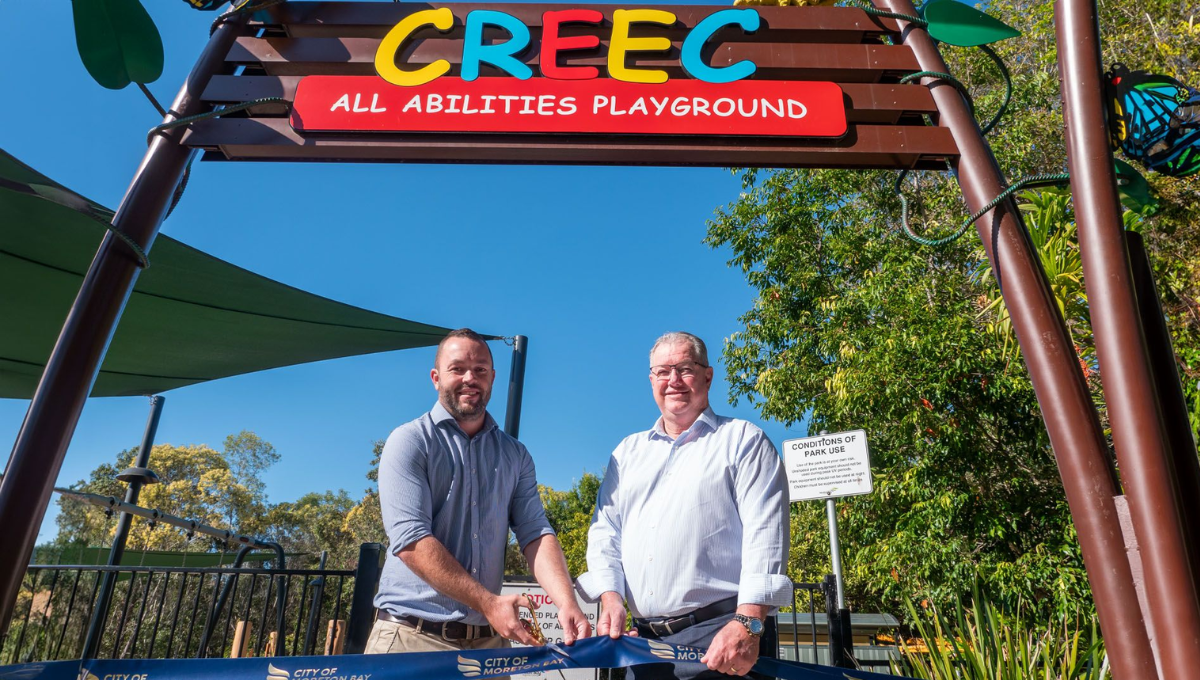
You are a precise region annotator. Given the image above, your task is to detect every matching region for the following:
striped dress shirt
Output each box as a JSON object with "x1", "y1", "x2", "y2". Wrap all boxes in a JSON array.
[
  {"x1": 374, "y1": 401, "x2": 555, "y2": 625},
  {"x1": 577, "y1": 408, "x2": 791, "y2": 618}
]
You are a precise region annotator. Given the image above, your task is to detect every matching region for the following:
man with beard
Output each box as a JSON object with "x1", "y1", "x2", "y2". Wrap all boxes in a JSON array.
[
  {"x1": 367, "y1": 328, "x2": 591, "y2": 653},
  {"x1": 577, "y1": 332, "x2": 789, "y2": 679}
]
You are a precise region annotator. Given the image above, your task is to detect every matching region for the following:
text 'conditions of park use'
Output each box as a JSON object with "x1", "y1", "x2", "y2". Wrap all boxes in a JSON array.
[{"x1": 782, "y1": 430, "x2": 872, "y2": 502}]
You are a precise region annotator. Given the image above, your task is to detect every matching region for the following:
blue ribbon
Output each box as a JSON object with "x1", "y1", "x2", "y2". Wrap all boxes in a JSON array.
[{"x1": 0, "y1": 636, "x2": 908, "y2": 680}]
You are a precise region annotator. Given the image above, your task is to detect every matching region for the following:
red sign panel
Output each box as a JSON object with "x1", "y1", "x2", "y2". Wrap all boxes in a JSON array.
[{"x1": 290, "y1": 76, "x2": 847, "y2": 138}]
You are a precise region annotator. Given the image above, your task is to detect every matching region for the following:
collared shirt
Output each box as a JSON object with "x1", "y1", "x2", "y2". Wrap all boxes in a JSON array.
[
  {"x1": 373, "y1": 401, "x2": 555, "y2": 625},
  {"x1": 576, "y1": 408, "x2": 791, "y2": 618}
]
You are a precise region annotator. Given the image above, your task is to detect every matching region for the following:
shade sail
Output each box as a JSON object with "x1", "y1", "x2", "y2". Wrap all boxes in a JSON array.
[{"x1": 0, "y1": 149, "x2": 454, "y2": 398}]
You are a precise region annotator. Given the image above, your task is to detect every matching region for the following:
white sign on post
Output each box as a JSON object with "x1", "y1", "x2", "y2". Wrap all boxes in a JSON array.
[
  {"x1": 782, "y1": 429, "x2": 872, "y2": 502},
  {"x1": 500, "y1": 582, "x2": 600, "y2": 680}
]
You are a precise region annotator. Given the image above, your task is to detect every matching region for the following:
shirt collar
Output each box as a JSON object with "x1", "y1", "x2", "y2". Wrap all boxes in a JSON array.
[
  {"x1": 431, "y1": 401, "x2": 498, "y2": 437},
  {"x1": 650, "y1": 407, "x2": 718, "y2": 441}
]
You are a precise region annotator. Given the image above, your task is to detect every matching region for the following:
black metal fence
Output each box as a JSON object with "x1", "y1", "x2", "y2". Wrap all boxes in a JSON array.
[
  {"x1": 777, "y1": 578, "x2": 833, "y2": 664},
  {"x1": 3, "y1": 550, "x2": 879, "y2": 674},
  {"x1": 1, "y1": 563, "x2": 361, "y2": 664}
]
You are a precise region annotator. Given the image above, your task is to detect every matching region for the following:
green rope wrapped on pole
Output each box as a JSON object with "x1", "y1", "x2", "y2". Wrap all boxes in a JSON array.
[
  {"x1": 892, "y1": 46, "x2": 1022, "y2": 247},
  {"x1": 899, "y1": 172, "x2": 1072, "y2": 247},
  {"x1": 843, "y1": 0, "x2": 928, "y2": 27},
  {"x1": 147, "y1": 96, "x2": 288, "y2": 145},
  {"x1": 149, "y1": 96, "x2": 290, "y2": 220},
  {"x1": 104, "y1": 224, "x2": 152, "y2": 269}
]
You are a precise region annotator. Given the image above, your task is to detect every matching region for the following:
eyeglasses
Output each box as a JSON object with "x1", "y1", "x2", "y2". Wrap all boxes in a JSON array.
[{"x1": 649, "y1": 362, "x2": 709, "y2": 381}]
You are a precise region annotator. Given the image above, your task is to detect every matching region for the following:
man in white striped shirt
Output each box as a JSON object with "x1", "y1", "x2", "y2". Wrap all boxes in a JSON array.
[{"x1": 576, "y1": 332, "x2": 791, "y2": 679}]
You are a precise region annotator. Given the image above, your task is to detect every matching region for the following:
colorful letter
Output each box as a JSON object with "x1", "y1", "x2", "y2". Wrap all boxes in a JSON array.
[
  {"x1": 374, "y1": 8, "x2": 455, "y2": 87},
  {"x1": 540, "y1": 9, "x2": 603, "y2": 80},
  {"x1": 680, "y1": 9, "x2": 760, "y2": 83},
  {"x1": 462, "y1": 10, "x2": 533, "y2": 81},
  {"x1": 607, "y1": 9, "x2": 676, "y2": 84}
]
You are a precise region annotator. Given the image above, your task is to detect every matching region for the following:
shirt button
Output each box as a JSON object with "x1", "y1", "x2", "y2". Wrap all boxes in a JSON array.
[
  {"x1": 472, "y1": 568, "x2": 478, "y2": 574},
  {"x1": 472, "y1": 501, "x2": 477, "y2": 506},
  {"x1": 473, "y1": 534, "x2": 478, "y2": 539}
]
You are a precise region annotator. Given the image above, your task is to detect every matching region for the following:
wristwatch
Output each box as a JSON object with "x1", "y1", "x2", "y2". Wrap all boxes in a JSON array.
[{"x1": 733, "y1": 614, "x2": 765, "y2": 637}]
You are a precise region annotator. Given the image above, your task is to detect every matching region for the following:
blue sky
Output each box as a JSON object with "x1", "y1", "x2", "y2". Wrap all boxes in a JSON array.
[{"x1": 0, "y1": 0, "x2": 809, "y2": 545}]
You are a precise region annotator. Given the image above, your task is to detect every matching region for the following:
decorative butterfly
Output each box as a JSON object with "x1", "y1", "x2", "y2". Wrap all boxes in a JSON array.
[{"x1": 1105, "y1": 63, "x2": 1200, "y2": 177}]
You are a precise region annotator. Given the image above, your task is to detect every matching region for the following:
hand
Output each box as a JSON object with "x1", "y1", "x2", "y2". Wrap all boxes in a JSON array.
[
  {"x1": 556, "y1": 604, "x2": 593, "y2": 645},
  {"x1": 700, "y1": 620, "x2": 759, "y2": 676},
  {"x1": 597, "y1": 591, "x2": 636, "y2": 639},
  {"x1": 481, "y1": 594, "x2": 538, "y2": 645}
]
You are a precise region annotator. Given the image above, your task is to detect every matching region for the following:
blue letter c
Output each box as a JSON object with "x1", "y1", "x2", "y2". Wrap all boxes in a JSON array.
[{"x1": 681, "y1": 9, "x2": 760, "y2": 84}]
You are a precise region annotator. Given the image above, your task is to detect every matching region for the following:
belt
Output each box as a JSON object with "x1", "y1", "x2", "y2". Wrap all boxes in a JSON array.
[
  {"x1": 377, "y1": 609, "x2": 496, "y2": 641},
  {"x1": 634, "y1": 596, "x2": 739, "y2": 638}
]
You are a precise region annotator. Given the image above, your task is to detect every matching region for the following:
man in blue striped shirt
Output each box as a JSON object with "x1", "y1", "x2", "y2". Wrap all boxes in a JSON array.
[
  {"x1": 367, "y1": 328, "x2": 591, "y2": 654},
  {"x1": 577, "y1": 332, "x2": 791, "y2": 679}
]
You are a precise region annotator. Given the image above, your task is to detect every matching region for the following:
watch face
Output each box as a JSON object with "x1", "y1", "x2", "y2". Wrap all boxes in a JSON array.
[{"x1": 748, "y1": 618, "x2": 764, "y2": 635}]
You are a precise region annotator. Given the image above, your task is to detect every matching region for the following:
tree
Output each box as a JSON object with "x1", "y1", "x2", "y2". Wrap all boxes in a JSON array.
[
  {"x1": 262, "y1": 490, "x2": 358, "y2": 568},
  {"x1": 705, "y1": 0, "x2": 1200, "y2": 619},
  {"x1": 223, "y1": 431, "x2": 280, "y2": 503},
  {"x1": 54, "y1": 440, "x2": 272, "y2": 555},
  {"x1": 539, "y1": 473, "x2": 602, "y2": 576}
]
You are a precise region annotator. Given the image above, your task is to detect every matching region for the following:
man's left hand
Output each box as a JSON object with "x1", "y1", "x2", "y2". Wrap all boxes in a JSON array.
[
  {"x1": 556, "y1": 604, "x2": 594, "y2": 645},
  {"x1": 699, "y1": 620, "x2": 760, "y2": 676}
]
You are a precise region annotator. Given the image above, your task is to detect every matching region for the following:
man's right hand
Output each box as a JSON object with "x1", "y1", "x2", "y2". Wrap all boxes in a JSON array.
[
  {"x1": 481, "y1": 594, "x2": 539, "y2": 645},
  {"x1": 597, "y1": 591, "x2": 636, "y2": 639}
]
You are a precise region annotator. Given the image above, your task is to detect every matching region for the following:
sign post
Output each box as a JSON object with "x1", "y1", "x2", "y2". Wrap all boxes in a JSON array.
[{"x1": 782, "y1": 429, "x2": 872, "y2": 667}]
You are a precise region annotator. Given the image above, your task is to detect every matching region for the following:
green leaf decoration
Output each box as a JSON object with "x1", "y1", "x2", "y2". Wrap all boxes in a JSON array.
[
  {"x1": 1114, "y1": 158, "x2": 1159, "y2": 214},
  {"x1": 72, "y1": 0, "x2": 165, "y2": 90},
  {"x1": 921, "y1": 0, "x2": 1021, "y2": 47}
]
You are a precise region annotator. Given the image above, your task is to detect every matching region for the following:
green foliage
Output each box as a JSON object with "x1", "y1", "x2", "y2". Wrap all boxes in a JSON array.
[
  {"x1": 892, "y1": 582, "x2": 1109, "y2": 680},
  {"x1": 223, "y1": 430, "x2": 280, "y2": 500},
  {"x1": 54, "y1": 436, "x2": 599, "y2": 577},
  {"x1": 262, "y1": 490, "x2": 358, "y2": 567},
  {"x1": 978, "y1": 190, "x2": 1091, "y2": 367},
  {"x1": 539, "y1": 473, "x2": 602, "y2": 576},
  {"x1": 71, "y1": 0, "x2": 164, "y2": 90},
  {"x1": 706, "y1": 0, "x2": 1200, "y2": 621},
  {"x1": 55, "y1": 441, "x2": 267, "y2": 554},
  {"x1": 505, "y1": 474, "x2": 601, "y2": 577},
  {"x1": 53, "y1": 433, "x2": 379, "y2": 568}
]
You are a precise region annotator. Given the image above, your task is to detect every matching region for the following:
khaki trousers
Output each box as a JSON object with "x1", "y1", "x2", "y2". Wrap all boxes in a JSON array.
[{"x1": 364, "y1": 618, "x2": 510, "y2": 654}]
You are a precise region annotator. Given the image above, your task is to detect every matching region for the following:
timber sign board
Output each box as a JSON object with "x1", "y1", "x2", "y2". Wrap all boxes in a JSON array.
[
  {"x1": 185, "y1": 2, "x2": 958, "y2": 167},
  {"x1": 289, "y1": 7, "x2": 848, "y2": 137}
]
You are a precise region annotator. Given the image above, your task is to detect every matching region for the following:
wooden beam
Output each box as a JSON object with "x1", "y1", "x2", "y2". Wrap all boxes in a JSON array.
[
  {"x1": 231, "y1": 620, "x2": 253, "y2": 658},
  {"x1": 183, "y1": 117, "x2": 955, "y2": 168},
  {"x1": 226, "y1": 37, "x2": 917, "y2": 83},
  {"x1": 325, "y1": 619, "x2": 346, "y2": 656},
  {"x1": 255, "y1": 3, "x2": 901, "y2": 41},
  {"x1": 201, "y1": 75, "x2": 937, "y2": 125}
]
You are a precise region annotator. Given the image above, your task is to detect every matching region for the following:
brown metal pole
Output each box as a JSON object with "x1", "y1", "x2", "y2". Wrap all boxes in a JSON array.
[
  {"x1": 875, "y1": 2, "x2": 1157, "y2": 677},
  {"x1": 0, "y1": 16, "x2": 248, "y2": 633},
  {"x1": 1126, "y1": 231, "x2": 1200, "y2": 583},
  {"x1": 1055, "y1": 0, "x2": 1200, "y2": 669}
]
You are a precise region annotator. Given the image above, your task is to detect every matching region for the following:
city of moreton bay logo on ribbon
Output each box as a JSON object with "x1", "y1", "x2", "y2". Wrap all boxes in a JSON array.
[
  {"x1": 648, "y1": 640, "x2": 677, "y2": 660},
  {"x1": 267, "y1": 663, "x2": 291, "y2": 680},
  {"x1": 457, "y1": 653, "x2": 565, "y2": 677},
  {"x1": 77, "y1": 671, "x2": 100, "y2": 680},
  {"x1": 647, "y1": 640, "x2": 705, "y2": 662},
  {"x1": 457, "y1": 655, "x2": 483, "y2": 678}
]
